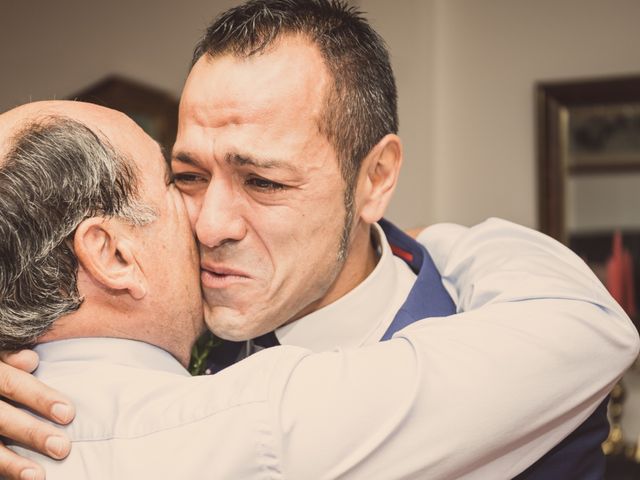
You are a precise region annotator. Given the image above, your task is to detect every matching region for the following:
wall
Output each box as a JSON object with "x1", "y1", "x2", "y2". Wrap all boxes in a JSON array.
[
  {"x1": 345, "y1": 0, "x2": 640, "y2": 228},
  {"x1": 0, "y1": 0, "x2": 237, "y2": 110},
  {"x1": 360, "y1": 0, "x2": 438, "y2": 228},
  {"x1": 431, "y1": 0, "x2": 640, "y2": 228}
]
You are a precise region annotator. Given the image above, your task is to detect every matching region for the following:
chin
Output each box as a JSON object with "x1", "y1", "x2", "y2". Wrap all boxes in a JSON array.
[{"x1": 204, "y1": 308, "x2": 266, "y2": 342}]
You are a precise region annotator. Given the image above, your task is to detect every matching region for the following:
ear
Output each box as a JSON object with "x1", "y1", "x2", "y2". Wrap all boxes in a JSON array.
[
  {"x1": 73, "y1": 217, "x2": 147, "y2": 300},
  {"x1": 357, "y1": 134, "x2": 403, "y2": 224}
]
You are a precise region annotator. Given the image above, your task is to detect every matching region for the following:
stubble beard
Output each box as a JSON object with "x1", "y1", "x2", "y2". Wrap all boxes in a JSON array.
[{"x1": 337, "y1": 182, "x2": 356, "y2": 264}]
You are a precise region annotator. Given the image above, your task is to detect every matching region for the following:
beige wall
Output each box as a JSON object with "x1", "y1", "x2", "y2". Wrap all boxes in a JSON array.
[
  {"x1": 362, "y1": 0, "x2": 438, "y2": 228},
  {"x1": 2, "y1": 0, "x2": 640, "y2": 228},
  {"x1": 432, "y1": 0, "x2": 640, "y2": 228},
  {"x1": 361, "y1": 0, "x2": 640, "y2": 228},
  {"x1": 0, "y1": 0, "x2": 236, "y2": 110}
]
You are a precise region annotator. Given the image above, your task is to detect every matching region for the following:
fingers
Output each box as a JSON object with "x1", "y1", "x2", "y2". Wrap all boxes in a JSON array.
[
  {"x1": 0, "y1": 351, "x2": 39, "y2": 374},
  {"x1": 0, "y1": 351, "x2": 67, "y2": 478},
  {"x1": 0, "y1": 361, "x2": 74, "y2": 426},
  {"x1": 0, "y1": 401, "x2": 70, "y2": 461},
  {"x1": 0, "y1": 442, "x2": 45, "y2": 480}
]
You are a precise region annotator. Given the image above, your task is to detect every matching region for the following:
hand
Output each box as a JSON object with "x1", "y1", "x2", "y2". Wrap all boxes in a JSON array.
[{"x1": 0, "y1": 350, "x2": 75, "y2": 480}]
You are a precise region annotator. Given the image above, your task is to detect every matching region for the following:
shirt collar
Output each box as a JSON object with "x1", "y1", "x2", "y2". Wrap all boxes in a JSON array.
[
  {"x1": 275, "y1": 223, "x2": 413, "y2": 351},
  {"x1": 35, "y1": 338, "x2": 190, "y2": 376}
]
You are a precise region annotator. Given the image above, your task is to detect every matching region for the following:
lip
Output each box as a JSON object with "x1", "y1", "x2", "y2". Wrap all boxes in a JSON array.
[{"x1": 200, "y1": 263, "x2": 251, "y2": 289}]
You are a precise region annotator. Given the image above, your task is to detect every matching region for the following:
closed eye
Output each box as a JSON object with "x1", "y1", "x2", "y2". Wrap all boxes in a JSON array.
[
  {"x1": 246, "y1": 176, "x2": 288, "y2": 192},
  {"x1": 171, "y1": 172, "x2": 210, "y2": 196},
  {"x1": 172, "y1": 172, "x2": 208, "y2": 185}
]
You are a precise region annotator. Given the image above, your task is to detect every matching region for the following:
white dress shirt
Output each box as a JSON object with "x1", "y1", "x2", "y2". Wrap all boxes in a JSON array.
[
  {"x1": 10, "y1": 218, "x2": 640, "y2": 479},
  {"x1": 276, "y1": 223, "x2": 417, "y2": 350}
]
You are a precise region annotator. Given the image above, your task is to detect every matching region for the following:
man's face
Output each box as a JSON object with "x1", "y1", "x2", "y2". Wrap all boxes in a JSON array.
[
  {"x1": 1, "y1": 101, "x2": 204, "y2": 357},
  {"x1": 173, "y1": 37, "x2": 363, "y2": 340},
  {"x1": 132, "y1": 127, "x2": 202, "y2": 334},
  {"x1": 120, "y1": 119, "x2": 204, "y2": 340}
]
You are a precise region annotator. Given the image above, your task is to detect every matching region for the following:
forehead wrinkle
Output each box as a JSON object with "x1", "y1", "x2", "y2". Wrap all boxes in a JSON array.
[{"x1": 187, "y1": 39, "x2": 328, "y2": 124}]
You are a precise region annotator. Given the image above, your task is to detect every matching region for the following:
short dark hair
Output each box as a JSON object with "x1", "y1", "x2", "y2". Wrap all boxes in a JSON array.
[
  {"x1": 0, "y1": 116, "x2": 154, "y2": 350},
  {"x1": 192, "y1": 0, "x2": 398, "y2": 193}
]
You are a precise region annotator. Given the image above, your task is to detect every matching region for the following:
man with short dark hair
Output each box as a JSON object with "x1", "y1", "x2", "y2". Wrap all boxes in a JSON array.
[
  {"x1": 0, "y1": 1, "x2": 638, "y2": 479},
  {"x1": 0, "y1": 100, "x2": 631, "y2": 480},
  {"x1": 170, "y1": 2, "x2": 631, "y2": 477},
  {"x1": 176, "y1": 0, "x2": 407, "y2": 344}
]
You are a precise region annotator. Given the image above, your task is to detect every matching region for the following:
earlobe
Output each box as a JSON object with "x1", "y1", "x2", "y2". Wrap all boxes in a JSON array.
[
  {"x1": 73, "y1": 218, "x2": 147, "y2": 300},
  {"x1": 358, "y1": 134, "x2": 403, "y2": 224}
]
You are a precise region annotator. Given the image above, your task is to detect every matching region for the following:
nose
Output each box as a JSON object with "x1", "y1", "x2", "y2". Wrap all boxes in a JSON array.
[{"x1": 194, "y1": 180, "x2": 247, "y2": 248}]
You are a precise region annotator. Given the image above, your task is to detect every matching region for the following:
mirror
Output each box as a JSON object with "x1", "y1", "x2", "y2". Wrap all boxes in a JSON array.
[{"x1": 537, "y1": 75, "x2": 640, "y2": 476}]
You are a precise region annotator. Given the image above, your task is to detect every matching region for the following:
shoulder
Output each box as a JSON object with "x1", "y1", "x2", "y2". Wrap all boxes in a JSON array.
[{"x1": 416, "y1": 217, "x2": 577, "y2": 272}]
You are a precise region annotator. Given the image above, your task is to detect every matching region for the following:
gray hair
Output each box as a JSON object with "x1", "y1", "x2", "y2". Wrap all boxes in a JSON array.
[{"x1": 0, "y1": 115, "x2": 156, "y2": 350}]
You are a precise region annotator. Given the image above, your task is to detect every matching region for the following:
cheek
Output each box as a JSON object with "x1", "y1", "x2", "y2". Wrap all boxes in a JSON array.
[
  {"x1": 268, "y1": 205, "x2": 344, "y2": 272},
  {"x1": 243, "y1": 210, "x2": 308, "y2": 285},
  {"x1": 244, "y1": 182, "x2": 347, "y2": 275}
]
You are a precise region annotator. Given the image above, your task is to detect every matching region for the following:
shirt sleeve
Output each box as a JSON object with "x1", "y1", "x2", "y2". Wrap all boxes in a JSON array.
[{"x1": 269, "y1": 218, "x2": 639, "y2": 479}]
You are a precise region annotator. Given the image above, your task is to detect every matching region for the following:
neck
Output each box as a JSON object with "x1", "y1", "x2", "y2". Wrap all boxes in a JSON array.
[
  {"x1": 39, "y1": 301, "x2": 198, "y2": 368},
  {"x1": 290, "y1": 221, "x2": 378, "y2": 322}
]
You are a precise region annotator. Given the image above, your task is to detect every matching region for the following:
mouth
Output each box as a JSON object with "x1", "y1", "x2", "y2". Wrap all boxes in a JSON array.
[{"x1": 200, "y1": 264, "x2": 251, "y2": 289}]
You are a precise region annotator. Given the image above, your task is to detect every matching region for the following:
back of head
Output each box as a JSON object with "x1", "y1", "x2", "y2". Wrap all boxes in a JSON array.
[
  {"x1": 193, "y1": 0, "x2": 398, "y2": 192},
  {"x1": 0, "y1": 115, "x2": 151, "y2": 350}
]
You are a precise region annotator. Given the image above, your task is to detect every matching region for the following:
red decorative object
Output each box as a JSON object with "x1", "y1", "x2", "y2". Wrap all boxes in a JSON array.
[{"x1": 606, "y1": 231, "x2": 637, "y2": 318}]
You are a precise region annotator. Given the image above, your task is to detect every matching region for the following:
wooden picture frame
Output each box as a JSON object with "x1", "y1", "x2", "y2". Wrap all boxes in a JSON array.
[
  {"x1": 536, "y1": 74, "x2": 640, "y2": 241},
  {"x1": 69, "y1": 75, "x2": 179, "y2": 154}
]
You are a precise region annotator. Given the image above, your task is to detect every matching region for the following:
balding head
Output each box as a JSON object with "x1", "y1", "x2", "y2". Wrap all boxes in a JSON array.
[
  {"x1": 1, "y1": 101, "x2": 144, "y2": 162},
  {"x1": 0, "y1": 100, "x2": 203, "y2": 365},
  {"x1": 0, "y1": 101, "x2": 156, "y2": 349}
]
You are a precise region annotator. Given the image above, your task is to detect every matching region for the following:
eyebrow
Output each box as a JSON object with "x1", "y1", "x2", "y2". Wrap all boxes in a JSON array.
[
  {"x1": 226, "y1": 153, "x2": 299, "y2": 173},
  {"x1": 172, "y1": 150, "x2": 300, "y2": 174}
]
